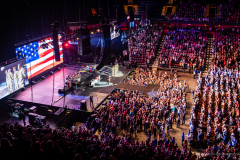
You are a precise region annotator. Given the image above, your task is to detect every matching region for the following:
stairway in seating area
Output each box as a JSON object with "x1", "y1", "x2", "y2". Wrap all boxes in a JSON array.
[
  {"x1": 152, "y1": 35, "x2": 166, "y2": 72},
  {"x1": 202, "y1": 37, "x2": 213, "y2": 77}
]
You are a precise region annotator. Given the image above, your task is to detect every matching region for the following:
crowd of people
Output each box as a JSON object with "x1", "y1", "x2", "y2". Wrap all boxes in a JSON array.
[
  {"x1": 189, "y1": 67, "x2": 240, "y2": 159},
  {"x1": 128, "y1": 26, "x2": 162, "y2": 67},
  {"x1": 0, "y1": 68, "x2": 198, "y2": 160},
  {"x1": 159, "y1": 29, "x2": 207, "y2": 71},
  {"x1": 123, "y1": 68, "x2": 167, "y2": 86},
  {"x1": 169, "y1": 0, "x2": 208, "y2": 22},
  {"x1": 86, "y1": 70, "x2": 189, "y2": 156},
  {"x1": 168, "y1": 0, "x2": 240, "y2": 23},
  {"x1": 215, "y1": 0, "x2": 240, "y2": 23},
  {"x1": 0, "y1": 121, "x2": 93, "y2": 160},
  {"x1": 0, "y1": 119, "x2": 198, "y2": 160},
  {"x1": 3, "y1": 2, "x2": 240, "y2": 159},
  {"x1": 212, "y1": 28, "x2": 240, "y2": 68}
]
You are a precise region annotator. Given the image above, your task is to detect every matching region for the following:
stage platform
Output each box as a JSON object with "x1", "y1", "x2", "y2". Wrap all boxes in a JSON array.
[{"x1": 10, "y1": 63, "x2": 132, "y2": 112}]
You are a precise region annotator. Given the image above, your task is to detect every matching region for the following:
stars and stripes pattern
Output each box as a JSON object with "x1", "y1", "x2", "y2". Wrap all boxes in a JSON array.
[{"x1": 16, "y1": 35, "x2": 63, "y2": 79}]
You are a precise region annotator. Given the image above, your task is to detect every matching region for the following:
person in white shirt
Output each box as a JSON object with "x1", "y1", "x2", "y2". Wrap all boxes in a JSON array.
[
  {"x1": 18, "y1": 64, "x2": 26, "y2": 88},
  {"x1": 13, "y1": 67, "x2": 19, "y2": 91},
  {"x1": 8, "y1": 69, "x2": 14, "y2": 93},
  {"x1": 5, "y1": 70, "x2": 10, "y2": 91},
  {"x1": 162, "y1": 126, "x2": 165, "y2": 140},
  {"x1": 71, "y1": 123, "x2": 76, "y2": 132},
  {"x1": 188, "y1": 133, "x2": 193, "y2": 146},
  {"x1": 106, "y1": 76, "x2": 111, "y2": 85}
]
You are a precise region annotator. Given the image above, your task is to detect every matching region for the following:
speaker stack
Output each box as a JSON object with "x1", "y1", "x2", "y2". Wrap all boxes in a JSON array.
[
  {"x1": 80, "y1": 100, "x2": 87, "y2": 110},
  {"x1": 78, "y1": 29, "x2": 90, "y2": 55},
  {"x1": 52, "y1": 21, "x2": 60, "y2": 61},
  {"x1": 96, "y1": 25, "x2": 111, "y2": 71}
]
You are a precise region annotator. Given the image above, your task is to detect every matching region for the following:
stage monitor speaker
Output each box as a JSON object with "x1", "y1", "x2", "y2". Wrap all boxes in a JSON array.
[
  {"x1": 80, "y1": 100, "x2": 87, "y2": 110},
  {"x1": 78, "y1": 29, "x2": 90, "y2": 55},
  {"x1": 28, "y1": 113, "x2": 37, "y2": 122},
  {"x1": 96, "y1": 25, "x2": 111, "y2": 71},
  {"x1": 52, "y1": 21, "x2": 60, "y2": 61},
  {"x1": 54, "y1": 108, "x2": 65, "y2": 122}
]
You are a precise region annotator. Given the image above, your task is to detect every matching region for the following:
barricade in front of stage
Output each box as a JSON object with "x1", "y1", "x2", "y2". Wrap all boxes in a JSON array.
[
  {"x1": 55, "y1": 109, "x2": 93, "y2": 128},
  {"x1": 5, "y1": 99, "x2": 94, "y2": 128}
]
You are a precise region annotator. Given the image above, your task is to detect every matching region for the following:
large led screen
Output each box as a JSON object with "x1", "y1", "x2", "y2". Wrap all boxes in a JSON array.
[
  {"x1": 16, "y1": 35, "x2": 63, "y2": 79},
  {"x1": 0, "y1": 59, "x2": 29, "y2": 99}
]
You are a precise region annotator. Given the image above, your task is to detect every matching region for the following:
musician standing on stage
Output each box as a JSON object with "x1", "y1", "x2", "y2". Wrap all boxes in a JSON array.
[
  {"x1": 13, "y1": 67, "x2": 19, "y2": 90},
  {"x1": 106, "y1": 76, "x2": 111, "y2": 85},
  {"x1": 90, "y1": 95, "x2": 94, "y2": 109},
  {"x1": 18, "y1": 64, "x2": 26, "y2": 88},
  {"x1": 8, "y1": 69, "x2": 14, "y2": 93},
  {"x1": 5, "y1": 70, "x2": 10, "y2": 92}
]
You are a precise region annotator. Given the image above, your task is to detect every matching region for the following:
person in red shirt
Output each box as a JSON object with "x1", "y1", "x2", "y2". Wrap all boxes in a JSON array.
[{"x1": 123, "y1": 110, "x2": 127, "y2": 118}]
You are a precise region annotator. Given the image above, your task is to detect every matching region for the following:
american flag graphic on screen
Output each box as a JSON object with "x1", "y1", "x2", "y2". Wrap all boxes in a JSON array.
[{"x1": 16, "y1": 35, "x2": 63, "y2": 79}]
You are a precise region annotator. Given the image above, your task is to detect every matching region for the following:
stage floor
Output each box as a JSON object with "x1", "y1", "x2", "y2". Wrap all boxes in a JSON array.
[{"x1": 10, "y1": 63, "x2": 132, "y2": 111}]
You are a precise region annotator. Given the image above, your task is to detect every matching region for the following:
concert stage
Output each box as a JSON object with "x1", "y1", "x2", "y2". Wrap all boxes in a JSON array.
[{"x1": 9, "y1": 63, "x2": 132, "y2": 112}]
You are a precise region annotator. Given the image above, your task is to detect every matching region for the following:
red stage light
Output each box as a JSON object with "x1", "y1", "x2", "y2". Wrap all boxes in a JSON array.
[{"x1": 64, "y1": 42, "x2": 70, "y2": 49}]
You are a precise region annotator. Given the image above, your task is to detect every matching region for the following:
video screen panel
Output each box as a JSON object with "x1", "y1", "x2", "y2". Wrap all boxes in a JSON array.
[
  {"x1": 16, "y1": 35, "x2": 63, "y2": 79},
  {"x1": 0, "y1": 59, "x2": 29, "y2": 99}
]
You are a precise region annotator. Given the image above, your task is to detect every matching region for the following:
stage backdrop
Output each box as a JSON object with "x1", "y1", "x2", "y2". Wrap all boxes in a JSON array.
[
  {"x1": 15, "y1": 34, "x2": 63, "y2": 79},
  {"x1": 0, "y1": 59, "x2": 29, "y2": 99}
]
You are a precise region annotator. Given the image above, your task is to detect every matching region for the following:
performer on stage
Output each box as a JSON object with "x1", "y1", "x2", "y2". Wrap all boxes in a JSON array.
[
  {"x1": 18, "y1": 64, "x2": 26, "y2": 88},
  {"x1": 5, "y1": 70, "x2": 10, "y2": 91},
  {"x1": 90, "y1": 95, "x2": 94, "y2": 109},
  {"x1": 8, "y1": 69, "x2": 14, "y2": 93},
  {"x1": 13, "y1": 67, "x2": 19, "y2": 91},
  {"x1": 106, "y1": 76, "x2": 111, "y2": 85}
]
